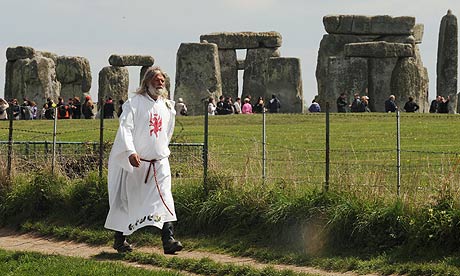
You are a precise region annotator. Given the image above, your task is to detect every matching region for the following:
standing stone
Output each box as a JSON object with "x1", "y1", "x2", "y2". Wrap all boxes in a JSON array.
[
  {"x1": 242, "y1": 48, "x2": 280, "y2": 99},
  {"x1": 436, "y1": 9, "x2": 458, "y2": 113},
  {"x1": 218, "y1": 49, "x2": 238, "y2": 98},
  {"x1": 56, "y1": 56, "x2": 92, "y2": 100},
  {"x1": 174, "y1": 43, "x2": 222, "y2": 116},
  {"x1": 319, "y1": 56, "x2": 368, "y2": 112},
  {"x1": 98, "y1": 66, "x2": 129, "y2": 103},
  {"x1": 266, "y1": 58, "x2": 303, "y2": 113},
  {"x1": 391, "y1": 57, "x2": 424, "y2": 110},
  {"x1": 368, "y1": 58, "x2": 398, "y2": 112},
  {"x1": 5, "y1": 56, "x2": 60, "y2": 107}
]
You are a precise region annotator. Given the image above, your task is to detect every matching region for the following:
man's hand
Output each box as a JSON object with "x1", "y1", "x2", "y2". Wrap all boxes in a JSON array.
[{"x1": 129, "y1": 153, "x2": 141, "y2": 167}]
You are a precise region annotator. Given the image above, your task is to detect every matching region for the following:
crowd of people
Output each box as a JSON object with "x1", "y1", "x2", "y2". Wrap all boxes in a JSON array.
[
  {"x1": 207, "y1": 94, "x2": 281, "y2": 115},
  {"x1": 0, "y1": 92, "x2": 455, "y2": 120},
  {"x1": 305, "y1": 92, "x2": 455, "y2": 114},
  {"x1": 0, "y1": 95, "x2": 125, "y2": 120},
  {"x1": 325, "y1": 92, "x2": 442, "y2": 113},
  {"x1": 429, "y1": 95, "x2": 451, "y2": 113}
]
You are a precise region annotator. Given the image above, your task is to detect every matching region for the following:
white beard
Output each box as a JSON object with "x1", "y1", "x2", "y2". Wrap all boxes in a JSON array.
[{"x1": 147, "y1": 84, "x2": 165, "y2": 99}]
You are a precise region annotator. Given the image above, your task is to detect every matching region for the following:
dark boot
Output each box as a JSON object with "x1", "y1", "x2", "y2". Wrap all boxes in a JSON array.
[
  {"x1": 161, "y1": 222, "x2": 183, "y2": 254},
  {"x1": 113, "y1": 231, "x2": 133, "y2": 253}
]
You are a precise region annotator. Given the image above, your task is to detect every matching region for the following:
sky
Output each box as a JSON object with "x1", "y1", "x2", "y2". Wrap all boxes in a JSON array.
[{"x1": 0, "y1": 0, "x2": 458, "y2": 104}]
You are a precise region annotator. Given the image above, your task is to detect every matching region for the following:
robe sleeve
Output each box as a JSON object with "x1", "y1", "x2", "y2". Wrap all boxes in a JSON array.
[
  {"x1": 110, "y1": 100, "x2": 137, "y2": 173},
  {"x1": 167, "y1": 100, "x2": 176, "y2": 142}
]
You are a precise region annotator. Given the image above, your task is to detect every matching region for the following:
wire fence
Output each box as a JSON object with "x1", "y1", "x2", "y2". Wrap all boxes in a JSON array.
[{"x1": 1, "y1": 103, "x2": 460, "y2": 203}]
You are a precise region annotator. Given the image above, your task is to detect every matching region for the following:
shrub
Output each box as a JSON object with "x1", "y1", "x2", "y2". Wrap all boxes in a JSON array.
[
  {"x1": 2, "y1": 171, "x2": 66, "y2": 225},
  {"x1": 65, "y1": 171, "x2": 109, "y2": 225}
]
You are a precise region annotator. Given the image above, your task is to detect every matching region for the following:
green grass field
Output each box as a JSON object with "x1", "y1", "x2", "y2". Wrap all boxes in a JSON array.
[
  {"x1": 0, "y1": 249, "x2": 181, "y2": 276},
  {"x1": 1, "y1": 113, "x2": 459, "y2": 203}
]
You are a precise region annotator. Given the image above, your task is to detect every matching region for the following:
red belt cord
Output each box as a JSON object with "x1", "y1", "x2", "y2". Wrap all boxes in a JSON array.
[{"x1": 140, "y1": 158, "x2": 174, "y2": 216}]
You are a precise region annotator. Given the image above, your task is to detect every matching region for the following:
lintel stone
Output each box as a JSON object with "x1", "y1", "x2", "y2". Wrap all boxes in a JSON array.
[
  {"x1": 344, "y1": 42, "x2": 414, "y2": 58},
  {"x1": 109, "y1": 55, "x2": 154, "y2": 66},
  {"x1": 6, "y1": 46, "x2": 35, "y2": 61},
  {"x1": 200, "y1": 31, "x2": 282, "y2": 49},
  {"x1": 323, "y1": 15, "x2": 415, "y2": 35}
]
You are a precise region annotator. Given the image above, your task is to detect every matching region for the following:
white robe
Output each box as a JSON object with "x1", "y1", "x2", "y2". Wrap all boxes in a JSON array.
[{"x1": 104, "y1": 93, "x2": 176, "y2": 235}]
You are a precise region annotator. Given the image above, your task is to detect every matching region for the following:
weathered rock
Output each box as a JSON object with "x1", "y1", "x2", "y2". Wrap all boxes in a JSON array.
[
  {"x1": 266, "y1": 58, "x2": 303, "y2": 113},
  {"x1": 4, "y1": 56, "x2": 60, "y2": 106},
  {"x1": 316, "y1": 34, "x2": 379, "y2": 101},
  {"x1": 37, "y1": 51, "x2": 59, "y2": 64},
  {"x1": 368, "y1": 58, "x2": 399, "y2": 112},
  {"x1": 109, "y1": 55, "x2": 154, "y2": 67},
  {"x1": 413, "y1": 24, "x2": 424, "y2": 44},
  {"x1": 242, "y1": 48, "x2": 280, "y2": 99},
  {"x1": 436, "y1": 9, "x2": 458, "y2": 113},
  {"x1": 56, "y1": 56, "x2": 92, "y2": 100},
  {"x1": 218, "y1": 49, "x2": 238, "y2": 98},
  {"x1": 391, "y1": 56, "x2": 428, "y2": 111},
  {"x1": 318, "y1": 56, "x2": 368, "y2": 112},
  {"x1": 323, "y1": 15, "x2": 415, "y2": 35},
  {"x1": 98, "y1": 66, "x2": 129, "y2": 103},
  {"x1": 377, "y1": 35, "x2": 415, "y2": 45},
  {"x1": 344, "y1": 42, "x2": 414, "y2": 58},
  {"x1": 174, "y1": 43, "x2": 222, "y2": 116},
  {"x1": 200, "y1": 32, "x2": 282, "y2": 49},
  {"x1": 6, "y1": 46, "x2": 35, "y2": 61}
]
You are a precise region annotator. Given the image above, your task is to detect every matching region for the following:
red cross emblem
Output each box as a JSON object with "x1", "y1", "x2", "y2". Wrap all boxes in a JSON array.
[{"x1": 149, "y1": 113, "x2": 162, "y2": 137}]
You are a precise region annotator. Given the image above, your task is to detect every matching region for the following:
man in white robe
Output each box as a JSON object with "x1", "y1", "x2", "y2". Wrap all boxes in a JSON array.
[{"x1": 105, "y1": 66, "x2": 183, "y2": 254}]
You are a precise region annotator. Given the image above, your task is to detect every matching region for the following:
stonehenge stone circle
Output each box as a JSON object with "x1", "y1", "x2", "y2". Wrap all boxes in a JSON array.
[{"x1": 184, "y1": 31, "x2": 304, "y2": 113}]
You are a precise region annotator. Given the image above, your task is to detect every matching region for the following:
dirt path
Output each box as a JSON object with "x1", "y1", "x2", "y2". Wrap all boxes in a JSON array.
[{"x1": 0, "y1": 228, "x2": 378, "y2": 276}]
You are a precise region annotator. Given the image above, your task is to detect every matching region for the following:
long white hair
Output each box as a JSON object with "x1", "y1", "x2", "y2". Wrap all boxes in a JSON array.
[{"x1": 136, "y1": 66, "x2": 168, "y2": 98}]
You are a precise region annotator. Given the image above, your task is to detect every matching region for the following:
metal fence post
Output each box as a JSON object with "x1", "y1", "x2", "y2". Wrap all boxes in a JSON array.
[
  {"x1": 262, "y1": 108, "x2": 267, "y2": 182},
  {"x1": 203, "y1": 101, "x2": 209, "y2": 194},
  {"x1": 325, "y1": 102, "x2": 330, "y2": 192},
  {"x1": 51, "y1": 107, "x2": 58, "y2": 174},
  {"x1": 7, "y1": 107, "x2": 13, "y2": 179},
  {"x1": 396, "y1": 110, "x2": 401, "y2": 196},
  {"x1": 99, "y1": 99, "x2": 104, "y2": 179}
]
